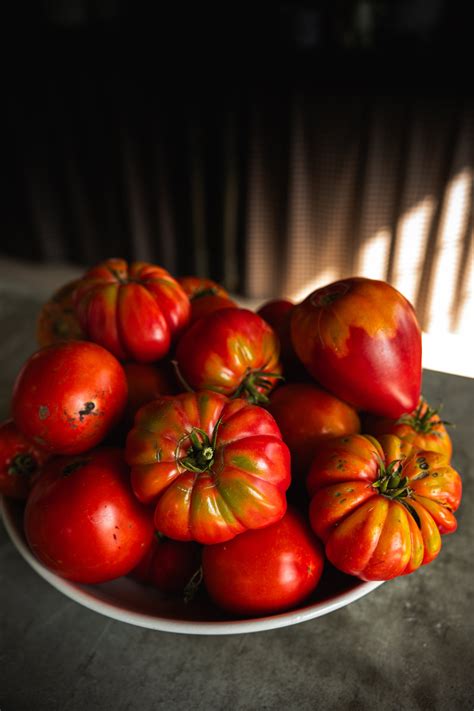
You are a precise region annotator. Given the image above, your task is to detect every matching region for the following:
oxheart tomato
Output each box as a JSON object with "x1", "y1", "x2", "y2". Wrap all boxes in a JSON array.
[
  {"x1": 267, "y1": 383, "x2": 360, "y2": 480},
  {"x1": 363, "y1": 398, "x2": 452, "y2": 461},
  {"x1": 307, "y1": 434, "x2": 462, "y2": 581},
  {"x1": 126, "y1": 390, "x2": 291, "y2": 544},
  {"x1": 0, "y1": 420, "x2": 50, "y2": 499},
  {"x1": 12, "y1": 341, "x2": 127, "y2": 455},
  {"x1": 74, "y1": 259, "x2": 190, "y2": 362},
  {"x1": 202, "y1": 509, "x2": 324, "y2": 616},
  {"x1": 36, "y1": 279, "x2": 85, "y2": 347},
  {"x1": 175, "y1": 308, "x2": 282, "y2": 404},
  {"x1": 291, "y1": 277, "x2": 422, "y2": 418},
  {"x1": 177, "y1": 276, "x2": 238, "y2": 325},
  {"x1": 130, "y1": 534, "x2": 201, "y2": 594},
  {"x1": 24, "y1": 448, "x2": 155, "y2": 583}
]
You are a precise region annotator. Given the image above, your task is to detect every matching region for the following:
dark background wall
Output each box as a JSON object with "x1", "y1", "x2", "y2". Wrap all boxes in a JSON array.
[{"x1": 2, "y1": 1, "x2": 472, "y2": 334}]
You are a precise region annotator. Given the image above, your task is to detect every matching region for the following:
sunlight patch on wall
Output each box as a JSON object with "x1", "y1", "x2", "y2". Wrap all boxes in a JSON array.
[
  {"x1": 290, "y1": 268, "x2": 339, "y2": 303},
  {"x1": 391, "y1": 196, "x2": 436, "y2": 305},
  {"x1": 356, "y1": 228, "x2": 391, "y2": 280},
  {"x1": 425, "y1": 168, "x2": 473, "y2": 334}
]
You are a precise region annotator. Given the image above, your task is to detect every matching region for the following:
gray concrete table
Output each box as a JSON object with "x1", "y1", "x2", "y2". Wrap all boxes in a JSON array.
[{"x1": 0, "y1": 265, "x2": 473, "y2": 711}]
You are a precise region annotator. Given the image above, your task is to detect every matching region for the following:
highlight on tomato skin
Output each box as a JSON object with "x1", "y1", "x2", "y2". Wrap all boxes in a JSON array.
[
  {"x1": 125, "y1": 390, "x2": 291, "y2": 545},
  {"x1": 202, "y1": 508, "x2": 325, "y2": 616},
  {"x1": 290, "y1": 277, "x2": 422, "y2": 419},
  {"x1": 362, "y1": 398, "x2": 453, "y2": 461},
  {"x1": 306, "y1": 433, "x2": 462, "y2": 581}
]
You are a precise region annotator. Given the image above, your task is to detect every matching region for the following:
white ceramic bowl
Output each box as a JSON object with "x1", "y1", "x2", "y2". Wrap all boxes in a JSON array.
[{"x1": 1, "y1": 496, "x2": 383, "y2": 635}]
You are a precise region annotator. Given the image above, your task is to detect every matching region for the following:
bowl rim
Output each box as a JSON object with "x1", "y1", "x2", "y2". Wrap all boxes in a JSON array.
[{"x1": 1, "y1": 496, "x2": 384, "y2": 635}]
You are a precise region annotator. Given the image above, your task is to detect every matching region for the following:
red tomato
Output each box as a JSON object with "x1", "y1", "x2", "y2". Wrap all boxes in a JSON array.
[
  {"x1": 202, "y1": 509, "x2": 324, "y2": 616},
  {"x1": 130, "y1": 534, "x2": 201, "y2": 594},
  {"x1": 36, "y1": 279, "x2": 85, "y2": 347},
  {"x1": 12, "y1": 341, "x2": 127, "y2": 455},
  {"x1": 24, "y1": 448, "x2": 154, "y2": 583},
  {"x1": 291, "y1": 278, "x2": 422, "y2": 418},
  {"x1": 363, "y1": 398, "x2": 453, "y2": 461},
  {"x1": 257, "y1": 299, "x2": 294, "y2": 329},
  {"x1": 74, "y1": 259, "x2": 190, "y2": 362},
  {"x1": 123, "y1": 361, "x2": 179, "y2": 421},
  {"x1": 307, "y1": 434, "x2": 462, "y2": 581},
  {"x1": 178, "y1": 276, "x2": 238, "y2": 325},
  {"x1": 267, "y1": 383, "x2": 360, "y2": 479},
  {"x1": 0, "y1": 420, "x2": 50, "y2": 499},
  {"x1": 176, "y1": 308, "x2": 282, "y2": 404},
  {"x1": 257, "y1": 299, "x2": 306, "y2": 381},
  {"x1": 126, "y1": 390, "x2": 290, "y2": 544}
]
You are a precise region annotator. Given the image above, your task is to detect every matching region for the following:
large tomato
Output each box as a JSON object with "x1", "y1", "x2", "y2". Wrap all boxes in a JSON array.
[
  {"x1": 175, "y1": 308, "x2": 282, "y2": 403},
  {"x1": 291, "y1": 278, "x2": 422, "y2": 418},
  {"x1": 36, "y1": 279, "x2": 85, "y2": 347},
  {"x1": 12, "y1": 341, "x2": 127, "y2": 455},
  {"x1": 202, "y1": 509, "x2": 324, "y2": 616},
  {"x1": 307, "y1": 434, "x2": 462, "y2": 581},
  {"x1": 0, "y1": 420, "x2": 50, "y2": 499},
  {"x1": 267, "y1": 383, "x2": 360, "y2": 479},
  {"x1": 177, "y1": 276, "x2": 237, "y2": 325},
  {"x1": 363, "y1": 398, "x2": 452, "y2": 461},
  {"x1": 24, "y1": 448, "x2": 154, "y2": 583},
  {"x1": 73, "y1": 259, "x2": 190, "y2": 362},
  {"x1": 126, "y1": 390, "x2": 290, "y2": 544}
]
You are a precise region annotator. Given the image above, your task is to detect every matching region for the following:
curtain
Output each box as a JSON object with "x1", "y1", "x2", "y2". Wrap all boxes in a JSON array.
[{"x1": 3, "y1": 64, "x2": 473, "y2": 337}]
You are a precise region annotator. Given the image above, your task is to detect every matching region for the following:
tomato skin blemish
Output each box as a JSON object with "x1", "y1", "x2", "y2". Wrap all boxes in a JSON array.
[{"x1": 38, "y1": 406, "x2": 50, "y2": 420}]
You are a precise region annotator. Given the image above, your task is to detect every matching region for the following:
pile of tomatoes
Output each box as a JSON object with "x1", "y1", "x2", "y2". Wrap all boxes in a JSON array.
[{"x1": 0, "y1": 259, "x2": 463, "y2": 617}]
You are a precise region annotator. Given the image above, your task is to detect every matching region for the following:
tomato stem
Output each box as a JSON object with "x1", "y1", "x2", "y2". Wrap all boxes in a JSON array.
[
  {"x1": 372, "y1": 456, "x2": 412, "y2": 501},
  {"x1": 8, "y1": 453, "x2": 37, "y2": 477},
  {"x1": 177, "y1": 418, "x2": 223, "y2": 473},
  {"x1": 232, "y1": 369, "x2": 284, "y2": 404},
  {"x1": 396, "y1": 398, "x2": 452, "y2": 435}
]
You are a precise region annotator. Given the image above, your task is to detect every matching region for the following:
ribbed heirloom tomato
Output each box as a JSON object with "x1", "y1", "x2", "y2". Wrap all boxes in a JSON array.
[
  {"x1": 24, "y1": 448, "x2": 154, "y2": 583},
  {"x1": 175, "y1": 308, "x2": 282, "y2": 403},
  {"x1": 74, "y1": 258, "x2": 190, "y2": 362},
  {"x1": 126, "y1": 390, "x2": 291, "y2": 544},
  {"x1": 12, "y1": 341, "x2": 127, "y2": 455},
  {"x1": 364, "y1": 398, "x2": 452, "y2": 461},
  {"x1": 307, "y1": 434, "x2": 462, "y2": 580},
  {"x1": 291, "y1": 277, "x2": 422, "y2": 418}
]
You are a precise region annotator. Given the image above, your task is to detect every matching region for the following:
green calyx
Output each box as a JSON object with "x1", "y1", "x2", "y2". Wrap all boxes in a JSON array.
[
  {"x1": 233, "y1": 369, "x2": 284, "y2": 405},
  {"x1": 8, "y1": 453, "x2": 37, "y2": 478},
  {"x1": 191, "y1": 287, "x2": 219, "y2": 301},
  {"x1": 396, "y1": 398, "x2": 450, "y2": 436},
  {"x1": 372, "y1": 457, "x2": 412, "y2": 501},
  {"x1": 178, "y1": 418, "x2": 222, "y2": 473}
]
